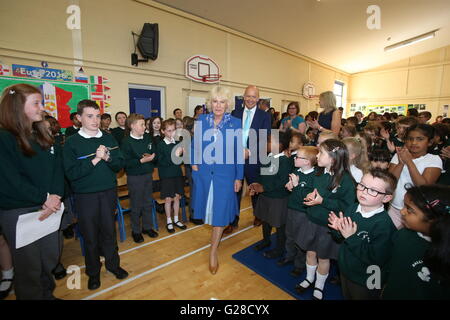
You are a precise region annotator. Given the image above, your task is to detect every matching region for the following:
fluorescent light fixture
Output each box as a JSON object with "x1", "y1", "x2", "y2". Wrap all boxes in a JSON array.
[{"x1": 384, "y1": 30, "x2": 438, "y2": 52}]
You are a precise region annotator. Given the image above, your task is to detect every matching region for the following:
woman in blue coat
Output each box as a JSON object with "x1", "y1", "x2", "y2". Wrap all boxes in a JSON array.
[{"x1": 191, "y1": 86, "x2": 244, "y2": 275}]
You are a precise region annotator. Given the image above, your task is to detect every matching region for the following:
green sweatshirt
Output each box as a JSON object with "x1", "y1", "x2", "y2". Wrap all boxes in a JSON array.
[
  {"x1": 306, "y1": 171, "x2": 356, "y2": 227},
  {"x1": 64, "y1": 126, "x2": 79, "y2": 138},
  {"x1": 336, "y1": 203, "x2": 397, "y2": 287},
  {"x1": 287, "y1": 167, "x2": 316, "y2": 212},
  {"x1": 63, "y1": 130, "x2": 124, "y2": 193},
  {"x1": 156, "y1": 139, "x2": 183, "y2": 179},
  {"x1": 382, "y1": 229, "x2": 450, "y2": 300},
  {"x1": 121, "y1": 133, "x2": 156, "y2": 176},
  {"x1": 0, "y1": 129, "x2": 64, "y2": 209},
  {"x1": 111, "y1": 127, "x2": 126, "y2": 144},
  {"x1": 257, "y1": 153, "x2": 291, "y2": 199}
]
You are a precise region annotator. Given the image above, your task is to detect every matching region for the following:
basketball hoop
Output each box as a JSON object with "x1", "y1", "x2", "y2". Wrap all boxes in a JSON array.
[
  {"x1": 186, "y1": 55, "x2": 221, "y2": 83},
  {"x1": 201, "y1": 74, "x2": 222, "y2": 83}
]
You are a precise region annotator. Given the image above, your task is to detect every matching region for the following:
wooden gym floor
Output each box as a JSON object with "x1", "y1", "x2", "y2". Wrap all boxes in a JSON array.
[{"x1": 7, "y1": 195, "x2": 295, "y2": 300}]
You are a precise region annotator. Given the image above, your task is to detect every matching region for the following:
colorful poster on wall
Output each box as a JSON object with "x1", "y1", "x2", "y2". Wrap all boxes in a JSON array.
[
  {"x1": 0, "y1": 77, "x2": 89, "y2": 128},
  {"x1": 1, "y1": 63, "x2": 112, "y2": 128}
]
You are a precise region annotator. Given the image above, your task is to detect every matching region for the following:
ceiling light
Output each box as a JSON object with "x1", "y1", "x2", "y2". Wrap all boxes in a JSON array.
[{"x1": 384, "y1": 30, "x2": 438, "y2": 52}]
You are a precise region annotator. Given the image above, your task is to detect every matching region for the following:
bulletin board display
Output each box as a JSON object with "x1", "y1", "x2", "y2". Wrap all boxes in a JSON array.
[
  {"x1": 350, "y1": 104, "x2": 409, "y2": 116},
  {"x1": 0, "y1": 63, "x2": 111, "y2": 129},
  {"x1": 0, "y1": 76, "x2": 89, "y2": 129}
]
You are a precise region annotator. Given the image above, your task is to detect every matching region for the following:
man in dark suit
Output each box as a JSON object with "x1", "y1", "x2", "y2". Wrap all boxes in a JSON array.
[{"x1": 226, "y1": 85, "x2": 271, "y2": 233}]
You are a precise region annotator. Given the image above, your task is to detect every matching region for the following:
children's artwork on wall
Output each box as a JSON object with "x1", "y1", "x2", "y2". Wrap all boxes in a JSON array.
[
  {"x1": 351, "y1": 103, "x2": 408, "y2": 116},
  {"x1": 0, "y1": 63, "x2": 111, "y2": 128}
]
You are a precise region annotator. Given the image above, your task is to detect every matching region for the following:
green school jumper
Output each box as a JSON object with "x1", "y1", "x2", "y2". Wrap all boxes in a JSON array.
[
  {"x1": 287, "y1": 167, "x2": 316, "y2": 212},
  {"x1": 382, "y1": 229, "x2": 450, "y2": 300},
  {"x1": 64, "y1": 126, "x2": 79, "y2": 138},
  {"x1": 257, "y1": 153, "x2": 291, "y2": 199},
  {"x1": 156, "y1": 139, "x2": 183, "y2": 179},
  {"x1": 63, "y1": 129, "x2": 123, "y2": 193},
  {"x1": 0, "y1": 129, "x2": 65, "y2": 209},
  {"x1": 337, "y1": 203, "x2": 397, "y2": 287},
  {"x1": 306, "y1": 171, "x2": 356, "y2": 227},
  {"x1": 111, "y1": 127, "x2": 126, "y2": 145},
  {"x1": 121, "y1": 133, "x2": 156, "y2": 176}
]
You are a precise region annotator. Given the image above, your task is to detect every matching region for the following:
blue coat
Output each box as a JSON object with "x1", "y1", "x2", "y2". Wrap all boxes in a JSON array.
[{"x1": 191, "y1": 114, "x2": 244, "y2": 227}]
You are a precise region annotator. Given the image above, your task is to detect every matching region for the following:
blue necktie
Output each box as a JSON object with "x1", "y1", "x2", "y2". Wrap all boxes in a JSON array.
[{"x1": 243, "y1": 109, "x2": 251, "y2": 147}]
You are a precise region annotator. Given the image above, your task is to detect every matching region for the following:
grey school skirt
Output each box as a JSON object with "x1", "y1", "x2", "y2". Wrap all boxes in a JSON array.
[
  {"x1": 160, "y1": 176, "x2": 185, "y2": 199},
  {"x1": 254, "y1": 194, "x2": 288, "y2": 228},
  {"x1": 295, "y1": 215, "x2": 340, "y2": 260}
]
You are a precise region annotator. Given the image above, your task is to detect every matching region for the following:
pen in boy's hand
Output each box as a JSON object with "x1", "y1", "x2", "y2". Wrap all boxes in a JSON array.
[{"x1": 77, "y1": 146, "x2": 119, "y2": 160}]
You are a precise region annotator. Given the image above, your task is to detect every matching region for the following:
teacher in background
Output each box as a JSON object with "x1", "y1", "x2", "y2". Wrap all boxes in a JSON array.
[
  {"x1": 191, "y1": 86, "x2": 243, "y2": 275},
  {"x1": 0, "y1": 84, "x2": 64, "y2": 300},
  {"x1": 279, "y1": 101, "x2": 306, "y2": 134},
  {"x1": 307, "y1": 91, "x2": 341, "y2": 137}
]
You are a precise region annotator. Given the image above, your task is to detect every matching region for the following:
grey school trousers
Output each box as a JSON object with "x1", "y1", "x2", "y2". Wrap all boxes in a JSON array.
[
  {"x1": 75, "y1": 188, "x2": 120, "y2": 277},
  {"x1": 0, "y1": 206, "x2": 59, "y2": 300},
  {"x1": 127, "y1": 173, "x2": 154, "y2": 233},
  {"x1": 285, "y1": 210, "x2": 306, "y2": 268}
]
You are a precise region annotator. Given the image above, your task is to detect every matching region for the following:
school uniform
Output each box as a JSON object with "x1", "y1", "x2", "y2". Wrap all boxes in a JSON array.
[
  {"x1": 382, "y1": 229, "x2": 450, "y2": 300},
  {"x1": 64, "y1": 125, "x2": 79, "y2": 138},
  {"x1": 111, "y1": 126, "x2": 126, "y2": 145},
  {"x1": 336, "y1": 203, "x2": 397, "y2": 300},
  {"x1": 63, "y1": 128, "x2": 124, "y2": 277},
  {"x1": 152, "y1": 134, "x2": 163, "y2": 145},
  {"x1": 285, "y1": 166, "x2": 315, "y2": 269},
  {"x1": 121, "y1": 133, "x2": 156, "y2": 234},
  {"x1": 156, "y1": 137, "x2": 184, "y2": 198},
  {"x1": 254, "y1": 153, "x2": 291, "y2": 254},
  {"x1": 0, "y1": 129, "x2": 64, "y2": 299},
  {"x1": 298, "y1": 170, "x2": 356, "y2": 260}
]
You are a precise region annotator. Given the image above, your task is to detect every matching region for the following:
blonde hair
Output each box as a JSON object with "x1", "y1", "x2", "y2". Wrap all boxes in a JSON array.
[
  {"x1": 319, "y1": 91, "x2": 337, "y2": 113},
  {"x1": 206, "y1": 86, "x2": 234, "y2": 111},
  {"x1": 342, "y1": 137, "x2": 370, "y2": 172},
  {"x1": 317, "y1": 131, "x2": 338, "y2": 145}
]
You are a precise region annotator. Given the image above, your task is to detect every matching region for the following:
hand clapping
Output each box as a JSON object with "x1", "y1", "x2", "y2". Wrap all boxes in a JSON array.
[
  {"x1": 396, "y1": 146, "x2": 413, "y2": 164},
  {"x1": 303, "y1": 188, "x2": 323, "y2": 206},
  {"x1": 141, "y1": 153, "x2": 155, "y2": 163},
  {"x1": 328, "y1": 211, "x2": 357, "y2": 238}
]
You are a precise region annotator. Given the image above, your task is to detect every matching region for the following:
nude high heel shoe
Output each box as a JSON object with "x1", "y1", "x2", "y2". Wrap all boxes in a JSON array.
[{"x1": 209, "y1": 253, "x2": 219, "y2": 275}]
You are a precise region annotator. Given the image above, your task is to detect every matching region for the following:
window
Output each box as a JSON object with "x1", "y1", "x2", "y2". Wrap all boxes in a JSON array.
[{"x1": 333, "y1": 81, "x2": 344, "y2": 108}]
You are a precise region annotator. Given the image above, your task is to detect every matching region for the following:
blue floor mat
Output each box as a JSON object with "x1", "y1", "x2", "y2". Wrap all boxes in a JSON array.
[{"x1": 232, "y1": 234, "x2": 344, "y2": 300}]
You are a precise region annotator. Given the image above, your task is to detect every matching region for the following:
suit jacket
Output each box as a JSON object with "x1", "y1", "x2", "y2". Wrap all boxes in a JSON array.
[{"x1": 231, "y1": 106, "x2": 271, "y2": 172}]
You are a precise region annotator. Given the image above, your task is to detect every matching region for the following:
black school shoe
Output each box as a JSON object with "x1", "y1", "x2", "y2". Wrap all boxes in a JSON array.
[
  {"x1": 253, "y1": 241, "x2": 271, "y2": 251},
  {"x1": 263, "y1": 249, "x2": 283, "y2": 259},
  {"x1": 88, "y1": 275, "x2": 101, "y2": 290},
  {"x1": 52, "y1": 263, "x2": 67, "y2": 280},
  {"x1": 174, "y1": 221, "x2": 187, "y2": 230},
  {"x1": 107, "y1": 267, "x2": 129, "y2": 280},
  {"x1": 62, "y1": 224, "x2": 74, "y2": 239},
  {"x1": 277, "y1": 258, "x2": 293, "y2": 267},
  {"x1": 143, "y1": 229, "x2": 158, "y2": 238},
  {"x1": 132, "y1": 232, "x2": 144, "y2": 243},
  {"x1": 0, "y1": 278, "x2": 13, "y2": 300},
  {"x1": 166, "y1": 223, "x2": 175, "y2": 233}
]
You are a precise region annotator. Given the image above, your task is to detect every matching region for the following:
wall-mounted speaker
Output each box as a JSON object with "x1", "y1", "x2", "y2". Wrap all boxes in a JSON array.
[{"x1": 137, "y1": 23, "x2": 159, "y2": 60}]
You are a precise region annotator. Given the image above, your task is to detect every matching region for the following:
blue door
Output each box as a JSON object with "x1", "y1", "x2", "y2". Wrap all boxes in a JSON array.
[{"x1": 129, "y1": 87, "x2": 162, "y2": 118}]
